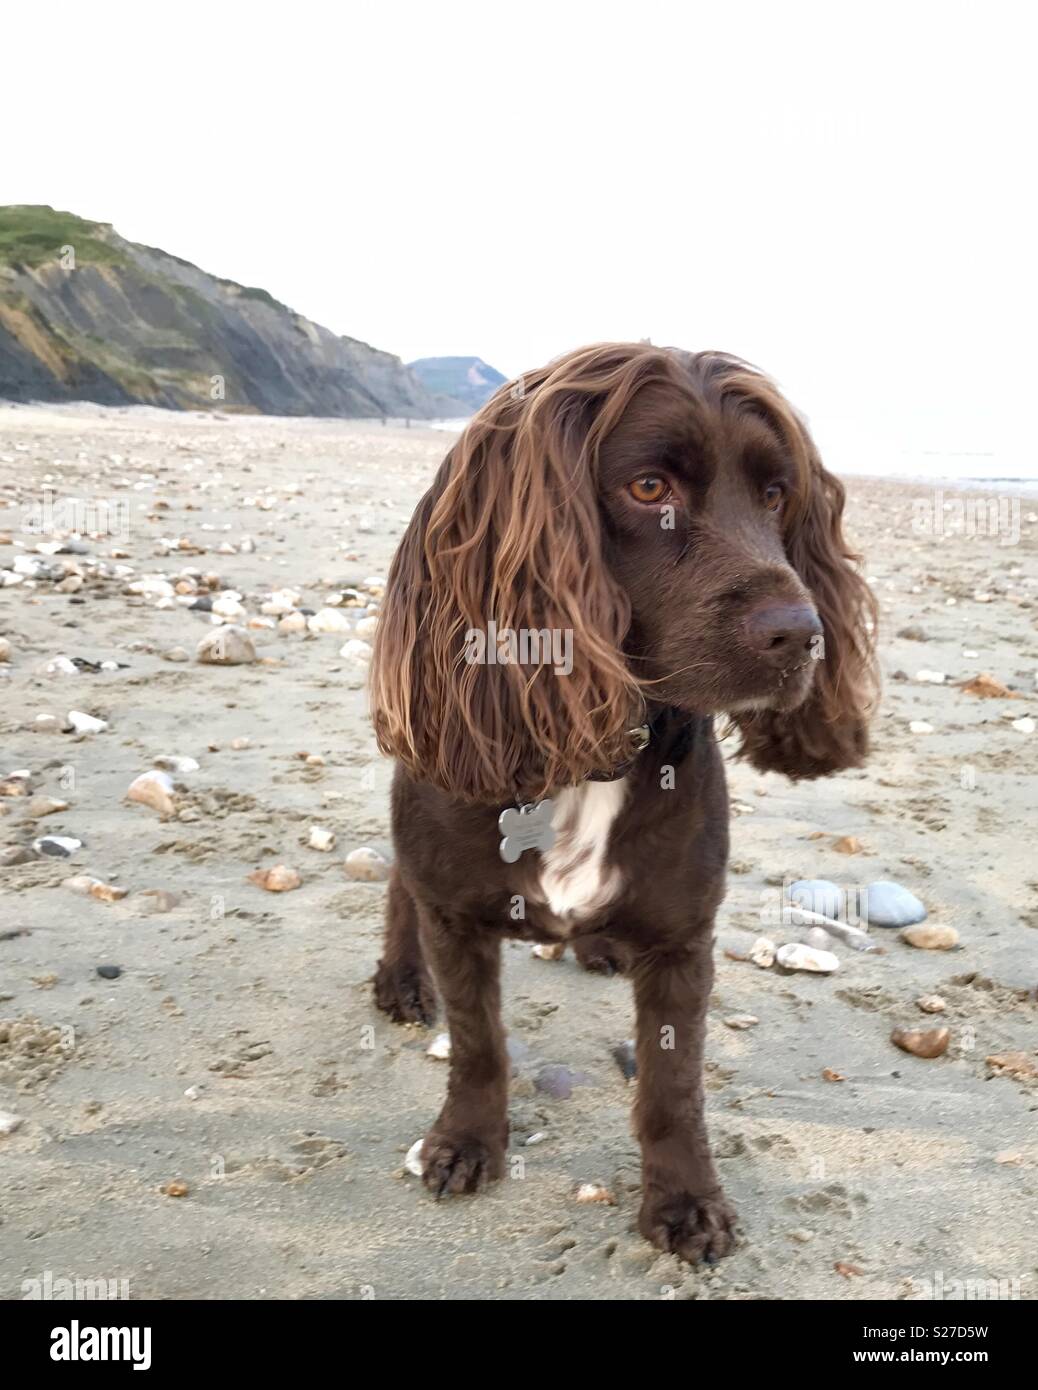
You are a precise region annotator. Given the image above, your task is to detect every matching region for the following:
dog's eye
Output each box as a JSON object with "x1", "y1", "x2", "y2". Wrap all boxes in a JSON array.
[
  {"x1": 763, "y1": 483, "x2": 785, "y2": 512},
  {"x1": 628, "y1": 476, "x2": 669, "y2": 504}
]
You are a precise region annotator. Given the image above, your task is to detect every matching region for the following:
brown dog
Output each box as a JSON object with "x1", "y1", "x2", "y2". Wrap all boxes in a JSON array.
[{"x1": 368, "y1": 342, "x2": 877, "y2": 1263}]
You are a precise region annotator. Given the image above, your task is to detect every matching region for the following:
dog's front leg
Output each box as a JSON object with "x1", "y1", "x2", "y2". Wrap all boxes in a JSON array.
[
  {"x1": 417, "y1": 905, "x2": 508, "y2": 1196},
  {"x1": 631, "y1": 934, "x2": 736, "y2": 1263}
]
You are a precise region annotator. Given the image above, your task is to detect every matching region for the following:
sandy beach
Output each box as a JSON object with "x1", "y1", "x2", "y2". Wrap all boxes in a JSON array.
[{"x1": 0, "y1": 403, "x2": 1035, "y2": 1302}]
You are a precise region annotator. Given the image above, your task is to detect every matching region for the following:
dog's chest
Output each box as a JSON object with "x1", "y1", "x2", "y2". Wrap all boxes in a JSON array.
[{"x1": 532, "y1": 779, "x2": 627, "y2": 934}]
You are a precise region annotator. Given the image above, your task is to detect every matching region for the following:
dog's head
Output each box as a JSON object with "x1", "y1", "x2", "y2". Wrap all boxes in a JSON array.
[{"x1": 370, "y1": 342, "x2": 878, "y2": 801}]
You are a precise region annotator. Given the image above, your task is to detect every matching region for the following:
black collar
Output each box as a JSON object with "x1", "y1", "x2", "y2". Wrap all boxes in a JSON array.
[{"x1": 586, "y1": 707, "x2": 696, "y2": 782}]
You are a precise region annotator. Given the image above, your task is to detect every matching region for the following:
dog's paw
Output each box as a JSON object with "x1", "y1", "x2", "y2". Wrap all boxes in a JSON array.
[
  {"x1": 373, "y1": 958, "x2": 436, "y2": 1025},
  {"x1": 574, "y1": 936, "x2": 629, "y2": 976},
  {"x1": 638, "y1": 1188, "x2": 737, "y2": 1264},
  {"x1": 421, "y1": 1132, "x2": 505, "y2": 1198}
]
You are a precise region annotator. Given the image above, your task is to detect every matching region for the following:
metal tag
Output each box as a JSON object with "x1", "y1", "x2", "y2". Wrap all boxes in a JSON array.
[{"x1": 498, "y1": 799, "x2": 556, "y2": 863}]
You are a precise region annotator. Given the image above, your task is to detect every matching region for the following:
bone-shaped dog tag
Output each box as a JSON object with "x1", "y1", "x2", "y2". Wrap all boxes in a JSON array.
[{"x1": 498, "y1": 799, "x2": 556, "y2": 863}]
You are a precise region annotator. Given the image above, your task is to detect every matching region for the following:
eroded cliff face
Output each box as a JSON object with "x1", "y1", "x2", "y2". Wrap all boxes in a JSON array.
[
  {"x1": 408, "y1": 355, "x2": 507, "y2": 413},
  {"x1": 0, "y1": 207, "x2": 460, "y2": 417}
]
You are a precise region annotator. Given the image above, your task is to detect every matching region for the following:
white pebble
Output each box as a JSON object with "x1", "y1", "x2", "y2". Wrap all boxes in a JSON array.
[
  {"x1": 776, "y1": 942, "x2": 840, "y2": 974},
  {"x1": 308, "y1": 826, "x2": 336, "y2": 852},
  {"x1": 67, "y1": 710, "x2": 108, "y2": 734},
  {"x1": 339, "y1": 638, "x2": 372, "y2": 665}
]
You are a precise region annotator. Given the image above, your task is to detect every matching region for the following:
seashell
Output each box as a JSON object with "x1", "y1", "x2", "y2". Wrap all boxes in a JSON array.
[
  {"x1": 248, "y1": 865, "x2": 301, "y2": 892},
  {"x1": 574, "y1": 1183, "x2": 615, "y2": 1205},
  {"x1": 749, "y1": 936, "x2": 776, "y2": 969},
  {"x1": 126, "y1": 770, "x2": 176, "y2": 817},
  {"x1": 344, "y1": 847, "x2": 390, "y2": 882}
]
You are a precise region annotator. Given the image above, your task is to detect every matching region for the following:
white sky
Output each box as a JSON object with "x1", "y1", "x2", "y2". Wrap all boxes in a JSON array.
[{"x1": 3, "y1": 0, "x2": 1035, "y2": 475}]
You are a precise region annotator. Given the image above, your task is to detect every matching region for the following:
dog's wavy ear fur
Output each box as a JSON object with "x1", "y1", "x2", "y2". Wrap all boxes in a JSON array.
[
  {"x1": 725, "y1": 367, "x2": 879, "y2": 778},
  {"x1": 370, "y1": 345, "x2": 674, "y2": 802}
]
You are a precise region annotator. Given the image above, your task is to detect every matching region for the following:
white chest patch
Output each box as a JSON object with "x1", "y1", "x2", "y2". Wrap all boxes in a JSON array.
[{"x1": 536, "y1": 779, "x2": 627, "y2": 930}]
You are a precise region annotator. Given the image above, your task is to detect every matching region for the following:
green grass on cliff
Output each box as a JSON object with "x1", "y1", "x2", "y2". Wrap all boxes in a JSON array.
[{"x1": 0, "y1": 205, "x2": 126, "y2": 270}]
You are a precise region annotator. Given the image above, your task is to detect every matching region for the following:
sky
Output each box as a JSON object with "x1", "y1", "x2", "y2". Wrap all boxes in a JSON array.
[{"x1": 3, "y1": 0, "x2": 1036, "y2": 476}]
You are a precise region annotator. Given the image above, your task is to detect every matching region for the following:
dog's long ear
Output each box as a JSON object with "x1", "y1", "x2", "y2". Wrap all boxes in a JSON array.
[
  {"x1": 732, "y1": 390, "x2": 879, "y2": 778},
  {"x1": 370, "y1": 345, "x2": 664, "y2": 802}
]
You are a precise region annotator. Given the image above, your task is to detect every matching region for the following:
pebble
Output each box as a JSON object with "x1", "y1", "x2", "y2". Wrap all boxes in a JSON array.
[
  {"x1": 901, "y1": 924, "x2": 959, "y2": 950},
  {"x1": 0, "y1": 637, "x2": 10, "y2": 662},
  {"x1": 153, "y1": 755, "x2": 199, "y2": 774},
  {"x1": 724, "y1": 1014, "x2": 759, "y2": 1030},
  {"x1": 916, "y1": 994, "x2": 947, "y2": 1014},
  {"x1": 33, "y1": 714, "x2": 63, "y2": 733},
  {"x1": 161, "y1": 646, "x2": 190, "y2": 663},
  {"x1": 278, "y1": 612, "x2": 307, "y2": 634},
  {"x1": 574, "y1": 1183, "x2": 615, "y2": 1205},
  {"x1": 775, "y1": 942, "x2": 840, "y2": 974},
  {"x1": 864, "y1": 880, "x2": 927, "y2": 928},
  {"x1": 211, "y1": 591, "x2": 246, "y2": 620},
  {"x1": 525, "y1": 1131, "x2": 548, "y2": 1146},
  {"x1": 0, "y1": 1110, "x2": 24, "y2": 1136},
  {"x1": 788, "y1": 879, "x2": 843, "y2": 918},
  {"x1": 426, "y1": 1033, "x2": 451, "y2": 1059},
  {"x1": 805, "y1": 925, "x2": 832, "y2": 950},
  {"x1": 338, "y1": 638, "x2": 372, "y2": 666},
  {"x1": 46, "y1": 656, "x2": 79, "y2": 676},
  {"x1": 161, "y1": 1180, "x2": 189, "y2": 1198},
  {"x1": 67, "y1": 710, "x2": 108, "y2": 734},
  {"x1": 33, "y1": 835, "x2": 82, "y2": 858},
  {"x1": 345, "y1": 847, "x2": 390, "y2": 882},
  {"x1": 915, "y1": 669, "x2": 945, "y2": 684},
  {"x1": 126, "y1": 769, "x2": 176, "y2": 817},
  {"x1": 891, "y1": 1026, "x2": 950, "y2": 1059},
  {"x1": 96, "y1": 964, "x2": 122, "y2": 980},
  {"x1": 531, "y1": 942, "x2": 566, "y2": 960},
  {"x1": 133, "y1": 889, "x2": 180, "y2": 914},
  {"x1": 1012, "y1": 717, "x2": 1035, "y2": 734},
  {"x1": 308, "y1": 826, "x2": 336, "y2": 852},
  {"x1": 184, "y1": 1085, "x2": 203, "y2": 1100},
  {"x1": 354, "y1": 616, "x2": 378, "y2": 640},
  {"x1": 909, "y1": 720, "x2": 935, "y2": 734},
  {"x1": 261, "y1": 588, "x2": 300, "y2": 615},
  {"x1": 611, "y1": 1040, "x2": 637, "y2": 1081},
  {"x1": 248, "y1": 864, "x2": 301, "y2": 892},
  {"x1": 26, "y1": 795, "x2": 69, "y2": 818},
  {"x1": 196, "y1": 626, "x2": 257, "y2": 665},
  {"x1": 307, "y1": 608, "x2": 352, "y2": 634},
  {"x1": 749, "y1": 936, "x2": 777, "y2": 969},
  {"x1": 1, "y1": 846, "x2": 38, "y2": 865},
  {"x1": 535, "y1": 1063, "x2": 593, "y2": 1098}
]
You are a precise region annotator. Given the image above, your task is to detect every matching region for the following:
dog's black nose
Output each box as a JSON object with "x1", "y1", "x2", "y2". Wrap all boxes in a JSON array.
[{"x1": 744, "y1": 602, "x2": 823, "y2": 663}]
